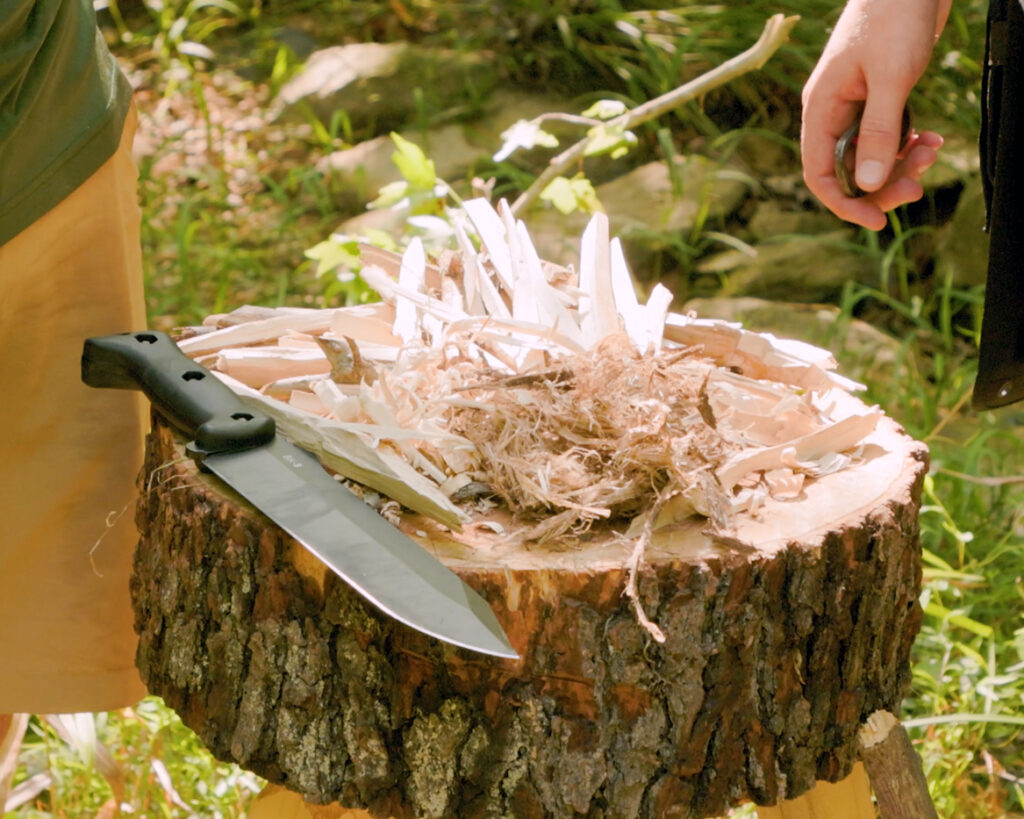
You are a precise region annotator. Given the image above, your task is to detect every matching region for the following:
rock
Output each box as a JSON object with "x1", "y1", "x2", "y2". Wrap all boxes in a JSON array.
[
  {"x1": 729, "y1": 131, "x2": 798, "y2": 179},
  {"x1": 274, "y1": 42, "x2": 499, "y2": 133},
  {"x1": 318, "y1": 91, "x2": 571, "y2": 209},
  {"x1": 319, "y1": 125, "x2": 487, "y2": 208},
  {"x1": 747, "y1": 200, "x2": 845, "y2": 241},
  {"x1": 933, "y1": 175, "x2": 988, "y2": 288},
  {"x1": 920, "y1": 127, "x2": 980, "y2": 192},
  {"x1": 696, "y1": 229, "x2": 876, "y2": 302},
  {"x1": 319, "y1": 134, "x2": 400, "y2": 205},
  {"x1": 756, "y1": 174, "x2": 822, "y2": 211},
  {"x1": 602, "y1": 157, "x2": 750, "y2": 240},
  {"x1": 336, "y1": 206, "x2": 409, "y2": 240},
  {"x1": 518, "y1": 208, "x2": 591, "y2": 268},
  {"x1": 682, "y1": 296, "x2": 905, "y2": 395},
  {"x1": 525, "y1": 157, "x2": 752, "y2": 267},
  {"x1": 463, "y1": 89, "x2": 577, "y2": 157},
  {"x1": 271, "y1": 26, "x2": 319, "y2": 61}
]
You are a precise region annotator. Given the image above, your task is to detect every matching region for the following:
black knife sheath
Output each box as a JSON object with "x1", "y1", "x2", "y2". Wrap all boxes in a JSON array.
[{"x1": 976, "y1": 0, "x2": 1024, "y2": 409}]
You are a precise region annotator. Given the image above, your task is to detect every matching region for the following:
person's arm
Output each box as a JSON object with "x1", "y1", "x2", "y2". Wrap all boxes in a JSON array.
[{"x1": 801, "y1": 0, "x2": 953, "y2": 230}]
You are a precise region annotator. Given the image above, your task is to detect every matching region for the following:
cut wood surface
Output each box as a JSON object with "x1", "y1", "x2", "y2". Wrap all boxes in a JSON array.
[
  {"x1": 858, "y1": 711, "x2": 938, "y2": 819},
  {"x1": 133, "y1": 200, "x2": 929, "y2": 817}
]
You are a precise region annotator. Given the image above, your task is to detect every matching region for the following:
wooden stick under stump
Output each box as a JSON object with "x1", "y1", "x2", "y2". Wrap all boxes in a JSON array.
[
  {"x1": 858, "y1": 710, "x2": 938, "y2": 819},
  {"x1": 0, "y1": 713, "x2": 29, "y2": 812}
]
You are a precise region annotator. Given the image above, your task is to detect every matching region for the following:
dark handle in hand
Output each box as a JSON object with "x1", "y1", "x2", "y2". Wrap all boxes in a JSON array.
[
  {"x1": 834, "y1": 105, "x2": 913, "y2": 198},
  {"x1": 82, "y1": 331, "x2": 275, "y2": 454}
]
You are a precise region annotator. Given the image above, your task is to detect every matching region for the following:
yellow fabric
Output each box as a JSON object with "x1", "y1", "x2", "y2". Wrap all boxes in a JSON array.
[
  {"x1": 247, "y1": 785, "x2": 380, "y2": 819},
  {"x1": 249, "y1": 767, "x2": 876, "y2": 819},
  {"x1": 0, "y1": 106, "x2": 147, "y2": 713},
  {"x1": 755, "y1": 762, "x2": 875, "y2": 819}
]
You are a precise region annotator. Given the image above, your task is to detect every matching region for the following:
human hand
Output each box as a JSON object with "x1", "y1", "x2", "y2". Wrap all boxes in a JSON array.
[{"x1": 801, "y1": 0, "x2": 951, "y2": 230}]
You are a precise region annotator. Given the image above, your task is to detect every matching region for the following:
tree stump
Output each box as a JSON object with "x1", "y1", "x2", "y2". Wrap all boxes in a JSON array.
[{"x1": 133, "y1": 409, "x2": 927, "y2": 819}]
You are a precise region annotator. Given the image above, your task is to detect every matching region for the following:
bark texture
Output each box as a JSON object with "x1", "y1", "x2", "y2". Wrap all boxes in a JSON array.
[
  {"x1": 859, "y1": 711, "x2": 937, "y2": 819},
  {"x1": 133, "y1": 414, "x2": 928, "y2": 819}
]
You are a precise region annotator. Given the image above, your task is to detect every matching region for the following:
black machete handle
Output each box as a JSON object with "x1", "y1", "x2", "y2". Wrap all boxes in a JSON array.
[{"x1": 82, "y1": 331, "x2": 275, "y2": 454}]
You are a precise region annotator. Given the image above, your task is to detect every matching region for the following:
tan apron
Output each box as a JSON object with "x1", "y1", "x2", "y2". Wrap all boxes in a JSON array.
[{"x1": 0, "y1": 106, "x2": 147, "y2": 713}]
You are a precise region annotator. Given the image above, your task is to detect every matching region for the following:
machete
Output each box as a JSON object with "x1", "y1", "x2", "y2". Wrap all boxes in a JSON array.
[
  {"x1": 975, "y1": 0, "x2": 1024, "y2": 410},
  {"x1": 81, "y1": 331, "x2": 518, "y2": 659}
]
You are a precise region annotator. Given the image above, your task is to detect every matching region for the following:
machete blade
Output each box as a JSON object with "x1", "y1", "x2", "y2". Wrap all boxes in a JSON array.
[
  {"x1": 199, "y1": 437, "x2": 518, "y2": 658},
  {"x1": 81, "y1": 331, "x2": 518, "y2": 659}
]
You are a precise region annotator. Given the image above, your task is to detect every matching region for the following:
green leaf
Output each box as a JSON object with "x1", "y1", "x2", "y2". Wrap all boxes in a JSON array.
[
  {"x1": 369, "y1": 180, "x2": 410, "y2": 210},
  {"x1": 540, "y1": 177, "x2": 577, "y2": 215},
  {"x1": 924, "y1": 601, "x2": 994, "y2": 638},
  {"x1": 390, "y1": 133, "x2": 436, "y2": 190},
  {"x1": 922, "y1": 547, "x2": 956, "y2": 572},
  {"x1": 185, "y1": 0, "x2": 244, "y2": 15},
  {"x1": 540, "y1": 174, "x2": 601, "y2": 215},
  {"x1": 581, "y1": 99, "x2": 628, "y2": 120},
  {"x1": 360, "y1": 228, "x2": 399, "y2": 252},
  {"x1": 304, "y1": 238, "x2": 360, "y2": 277},
  {"x1": 583, "y1": 123, "x2": 637, "y2": 158}
]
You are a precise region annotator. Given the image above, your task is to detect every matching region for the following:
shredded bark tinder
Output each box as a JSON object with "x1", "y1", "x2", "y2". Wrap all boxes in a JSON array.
[
  {"x1": 448, "y1": 336, "x2": 731, "y2": 540},
  {"x1": 180, "y1": 198, "x2": 882, "y2": 546}
]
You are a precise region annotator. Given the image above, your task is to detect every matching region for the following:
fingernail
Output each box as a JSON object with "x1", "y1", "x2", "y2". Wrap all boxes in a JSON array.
[{"x1": 857, "y1": 160, "x2": 885, "y2": 188}]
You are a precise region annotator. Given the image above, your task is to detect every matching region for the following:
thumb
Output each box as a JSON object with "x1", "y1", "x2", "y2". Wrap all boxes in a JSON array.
[{"x1": 854, "y1": 90, "x2": 908, "y2": 193}]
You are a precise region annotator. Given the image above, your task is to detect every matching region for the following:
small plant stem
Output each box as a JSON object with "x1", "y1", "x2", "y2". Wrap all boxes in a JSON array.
[
  {"x1": 510, "y1": 13, "x2": 800, "y2": 217},
  {"x1": 936, "y1": 468, "x2": 1024, "y2": 487},
  {"x1": 534, "y1": 113, "x2": 605, "y2": 128},
  {"x1": 924, "y1": 385, "x2": 973, "y2": 442}
]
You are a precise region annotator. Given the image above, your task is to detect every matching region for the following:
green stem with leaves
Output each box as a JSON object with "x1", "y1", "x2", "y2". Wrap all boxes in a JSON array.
[{"x1": 509, "y1": 13, "x2": 800, "y2": 217}]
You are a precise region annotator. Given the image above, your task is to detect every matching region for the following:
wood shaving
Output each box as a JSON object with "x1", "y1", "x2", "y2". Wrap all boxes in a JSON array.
[{"x1": 182, "y1": 198, "x2": 882, "y2": 543}]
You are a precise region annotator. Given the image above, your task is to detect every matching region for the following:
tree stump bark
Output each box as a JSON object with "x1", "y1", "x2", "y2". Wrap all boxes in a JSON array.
[{"x1": 133, "y1": 410, "x2": 927, "y2": 819}]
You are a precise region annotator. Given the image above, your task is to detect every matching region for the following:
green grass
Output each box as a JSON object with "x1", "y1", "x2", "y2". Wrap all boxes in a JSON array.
[
  {"x1": 6, "y1": 1, "x2": 1021, "y2": 816},
  {"x1": 828, "y1": 208, "x2": 1024, "y2": 816},
  {"x1": 6, "y1": 703, "x2": 261, "y2": 817}
]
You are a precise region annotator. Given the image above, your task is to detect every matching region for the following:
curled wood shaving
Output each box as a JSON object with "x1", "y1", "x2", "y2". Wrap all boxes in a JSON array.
[
  {"x1": 624, "y1": 491, "x2": 671, "y2": 644},
  {"x1": 184, "y1": 198, "x2": 884, "y2": 549},
  {"x1": 715, "y1": 408, "x2": 881, "y2": 491},
  {"x1": 179, "y1": 307, "x2": 341, "y2": 354}
]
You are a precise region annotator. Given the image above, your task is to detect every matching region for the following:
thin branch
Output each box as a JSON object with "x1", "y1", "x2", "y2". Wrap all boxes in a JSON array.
[
  {"x1": 936, "y1": 468, "x2": 1024, "y2": 487},
  {"x1": 535, "y1": 112, "x2": 605, "y2": 128},
  {"x1": 510, "y1": 13, "x2": 801, "y2": 217},
  {"x1": 924, "y1": 384, "x2": 972, "y2": 441}
]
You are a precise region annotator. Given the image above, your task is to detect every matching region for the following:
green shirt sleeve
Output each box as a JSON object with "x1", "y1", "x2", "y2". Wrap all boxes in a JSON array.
[{"x1": 0, "y1": 0, "x2": 132, "y2": 246}]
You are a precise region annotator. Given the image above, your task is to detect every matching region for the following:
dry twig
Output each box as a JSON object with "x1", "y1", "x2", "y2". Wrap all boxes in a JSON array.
[{"x1": 510, "y1": 14, "x2": 800, "y2": 216}]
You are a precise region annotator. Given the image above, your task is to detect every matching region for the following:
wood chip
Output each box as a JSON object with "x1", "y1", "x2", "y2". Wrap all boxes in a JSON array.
[{"x1": 180, "y1": 198, "x2": 884, "y2": 542}]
